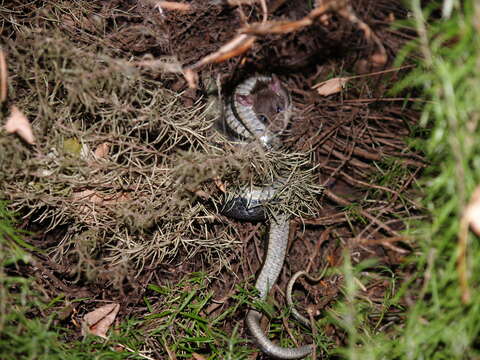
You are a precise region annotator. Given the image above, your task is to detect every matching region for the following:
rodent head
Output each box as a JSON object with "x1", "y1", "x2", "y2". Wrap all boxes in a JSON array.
[{"x1": 236, "y1": 75, "x2": 291, "y2": 133}]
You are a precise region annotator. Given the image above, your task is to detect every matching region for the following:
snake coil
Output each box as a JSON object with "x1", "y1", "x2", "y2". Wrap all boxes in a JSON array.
[{"x1": 220, "y1": 75, "x2": 314, "y2": 359}]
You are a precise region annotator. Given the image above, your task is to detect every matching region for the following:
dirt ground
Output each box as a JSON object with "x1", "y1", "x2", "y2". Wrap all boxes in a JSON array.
[{"x1": 1, "y1": 0, "x2": 425, "y2": 357}]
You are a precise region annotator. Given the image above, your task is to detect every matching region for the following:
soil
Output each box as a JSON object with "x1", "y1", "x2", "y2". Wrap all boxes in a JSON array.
[{"x1": 1, "y1": 0, "x2": 424, "y2": 358}]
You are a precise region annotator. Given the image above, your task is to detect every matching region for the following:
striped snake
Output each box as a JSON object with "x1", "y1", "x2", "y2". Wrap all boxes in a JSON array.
[{"x1": 220, "y1": 75, "x2": 314, "y2": 359}]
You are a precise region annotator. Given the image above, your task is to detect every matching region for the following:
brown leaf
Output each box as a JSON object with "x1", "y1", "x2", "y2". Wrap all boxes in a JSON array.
[
  {"x1": 82, "y1": 303, "x2": 120, "y2": 339},
  {"x1": 466, "y1": 186, "x2": 480, "y2": 236},
  {"x1": 188, "y1": 34, "x2": 256, "y2": 70},
  {"x1": 72, "y1": 190, "x2": 130, "y2": 219},
  {"x1": 183, "y1": 68, "x2": 199, "y2": 89},
  {"x1": 192, "y1": 353, "x2": 207, "y2": 360},
  {"x1": 313, "y1": 77, "x2": 349, "y2": 96},
  {"x1": 4, "y1": 105, "x2": 35, "y2": 144},
  {"x1": 0, "y1": 48, "x2": 7, "y2": 103},
  {"x1": 370, "y1": 52, "x2": 388, "y2": 68},
  {"x1": 72, "y1": 190, "x2": 130, "y2": 205},
  {"x1": 72, "y1": 189, "x2": 103, "y2": 204},
  {"x1": 94, "y1": 142, "x2": 110, "y2": 159},
  {"x1": 156, "y1": 1, "x2": 191, "y2": 11},
  {"x1": 213, "y1": 176, "x2": 226, "y2": 193},
  {"x1": 241, "y1": 18, "x2": 313, "y2": 35},
  {"x1": 228, "y1": 0, "x2": 260, "y2": 5},
  {"x1": 135, "y1": 57, "x2": 183, "y2": 73}
]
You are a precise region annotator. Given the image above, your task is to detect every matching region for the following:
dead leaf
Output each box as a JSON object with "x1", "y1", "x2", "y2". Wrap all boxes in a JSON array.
[
  {"x1": 72, "y1": 189, "x2": 130, "y2": 219},
  {"x1": 183, "y1": 68, "x2": 199, "y2": 89},
  {"x1": 370, "y1": 52, "x2": 388, "y2": 68},
  {"x1": 72, "y1": 189, "x2": 103, "y2": 204},
  {"x1": 58, "y1": 304, "x2": 75, "y2": 321},
  {"x1": 135, "y1": 56, "x2": 183, "y2": 73},
  {"x1": 4, "y1": 105, "x2": 35, "y2": 144},
  {"x1": 156, "y1": 1, "x2": 191, "y2": 11},
  {"x1": 192, "y1": 353, "x2": 207, "y2": 360},
  {"x1": 213, "y1": 176, "x2": 226, "y2": 193},
  {"x1": 313, "y1": 77, "x2": 349, "y2": 96},
  {"x1": 82, "y1": 303, "x2": 120, "y2": 339},
  {"x1": 466, "y1": 186, "x2": 480, "y2": 236},
  {"x1": 242, "y1": 18, "x2": 313, "y2": 35},
  {"x1": 187, "y1": 34, "x2": 256, "y2": 70},
  {"x1": 457, "y1": 185, "x2": 480, "y2": 304},
  {"x1": 0, "y1": 48, "x2": 7, "y2": 103},
  {"x1": 72, "y1": 189, "x2": 130, "y2": 204},
  {"x1": 228, "y1": 0, "x2": 260, "y2": 5},
  {"x1": 94, "y1": 142, "x2": 110, "y2": 159},
  {"x1": 63, "y1": 137, "x2": 82, "y2": 155}
]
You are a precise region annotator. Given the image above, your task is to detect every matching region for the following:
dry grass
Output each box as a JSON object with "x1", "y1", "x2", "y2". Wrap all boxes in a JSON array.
[{"x1": 0, "y1": 8, "x2": 321, "y2": 282}]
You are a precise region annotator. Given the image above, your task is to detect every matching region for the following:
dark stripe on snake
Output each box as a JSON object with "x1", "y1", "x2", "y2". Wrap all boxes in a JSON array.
[{"x1": 220, "y1": 75, "x2": 313, "y2": 359}]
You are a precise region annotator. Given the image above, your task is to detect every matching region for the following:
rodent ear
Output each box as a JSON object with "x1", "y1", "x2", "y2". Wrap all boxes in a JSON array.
[
  {"x1": 236, "y1": 94, "x2": 254, "y2": 106},
  {"x1": 269, "y1": 75, "x2": 282, "y2": 94}
]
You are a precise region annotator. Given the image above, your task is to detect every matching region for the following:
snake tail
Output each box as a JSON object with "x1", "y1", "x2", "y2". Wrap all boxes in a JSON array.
[{"x1": 246, "y1": 216, "x2": 314, "y2": 359}]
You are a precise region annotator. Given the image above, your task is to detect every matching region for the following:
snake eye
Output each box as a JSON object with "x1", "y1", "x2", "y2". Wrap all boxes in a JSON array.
[
  {"x1": 258, "y1": 114, "x2": 268, "y2": 123},
  {"x1": 276, "y1": 105, "x2": 284, "y2": 113}
]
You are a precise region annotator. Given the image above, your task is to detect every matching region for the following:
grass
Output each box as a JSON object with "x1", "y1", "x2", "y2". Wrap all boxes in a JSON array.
[
  {"x1": 142, "y1": 273, "x2": 253, "y2": 359},
  {"x1": 0, "y1": 202, "x2": 154, "y2": 360},
  {"x1": 391, "y1": 1, "x2": 480, "y2": 358},
  {"x1": 0, "y1": 202, "x2": 62, "y2": 359},
  {"x1": 313, "y1": 1, "x2": 480, "y2": 358},
  {"x1": 336, "y1": 0, "x2": 480, "y2": 358},
  {"x1": 141, "y1": 271, "x2": 333, "y2": 359}
]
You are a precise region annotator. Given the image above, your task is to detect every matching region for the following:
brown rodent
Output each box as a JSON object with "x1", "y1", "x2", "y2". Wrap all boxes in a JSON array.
[{"x1": 236, "y1": 75, "x2": 291, "y2": 133}]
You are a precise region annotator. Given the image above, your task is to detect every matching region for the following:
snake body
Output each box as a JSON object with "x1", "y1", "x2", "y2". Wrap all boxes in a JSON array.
[
  {"x1": 221, "y1": 75, "x2": 314, "y2": 359},
  {"x1": 224, "y1": 75, "x2": 280, "y2": 148}
]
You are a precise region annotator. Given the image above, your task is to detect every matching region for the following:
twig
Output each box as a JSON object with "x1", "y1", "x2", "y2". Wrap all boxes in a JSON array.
[
  {"x1": 319, "y1": 143, "x2": 373, "y2": 170},
  {"x1": 186, "y1": 0, "x2": 385, "y2": 78},
  {"x1": 296, "y1": 213, "x2": 347, "y2": 226},
  {"x1": 335, "y1": 2, "x2": 387, "y2": 61},
  {"x1": 259, "y1": 0, "x2": 268, "y2": 23},
  {"x1": 307, "y1": 306, "x2": 318, "y2": 360},
  {"x1": 306, "y1": 228, "x2": 331, "y2": 273},
  {"x1": 268, "y1": 0, "x2": 287, "y2": 13},
  {"x1": 322, "y1": 165, "x2": 413, "y2": 202},
  {"x1": 282, "y1": 317, "x2": 300, "y2": 347},
  {"x1": 187, "y1": 34, "x2": 256, "y2": 70},
  {"x1": 328, "y1": 138, "x2": 382, "y2": 161},
  {"x1": 312, "y1": 65, "x2": 415, "y2": 89},
  {"x1": 341, "y1": 97, "x2": 428, "y2": 104},
  {"x1": 0, "y1": 48, "x2": 7, "y2": 103},
  {"x1": 352, "y1": 236, "x2": 412, "y2": 255},
  {"x1": 324, "y1": 189, "x2": 401, "y2": 237},
  {"x1": 456, "y1": 186, "x2": 480, "y2": 304},
  {"x1": 458, "y1": 218, "x2": 471, "y2": 303},
  {"x1": 115, "y1": 343, "x2": 157, "y2": 360},
  {"x1": 155, "y1": 1, "x2": 191, "y2": 12}
]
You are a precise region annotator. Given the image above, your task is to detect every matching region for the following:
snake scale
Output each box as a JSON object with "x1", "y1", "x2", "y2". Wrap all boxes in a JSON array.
[{"x1": 220, "y1": 75, "x2": 314, "y2": 359}]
